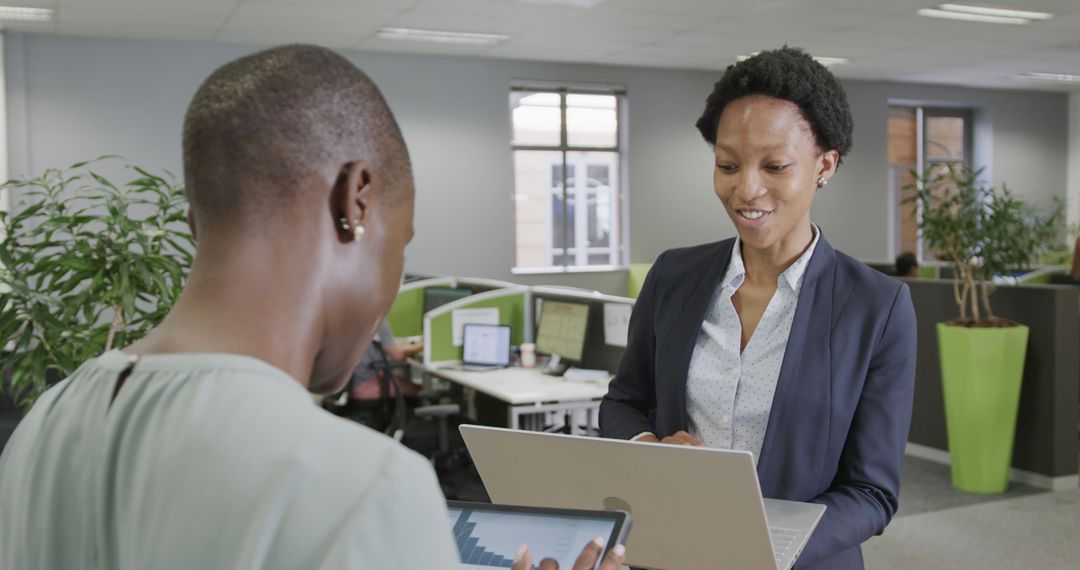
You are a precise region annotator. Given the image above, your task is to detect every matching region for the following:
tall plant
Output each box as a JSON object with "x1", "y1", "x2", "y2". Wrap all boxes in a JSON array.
[
  {"x1": 0, "y1": 157, "x2": 194, "y2": 411},
  {"x1": 905, "y1": 163, "x2": 1063, "y2": 326}
]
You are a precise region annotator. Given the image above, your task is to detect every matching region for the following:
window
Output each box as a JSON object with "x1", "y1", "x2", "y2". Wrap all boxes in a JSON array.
[
  {"x1": 511, "y1": 86, "x2": 627, "y2": 272},
  {"x1": 888, "y1": 105, "x2": 973, "y2": 261}
]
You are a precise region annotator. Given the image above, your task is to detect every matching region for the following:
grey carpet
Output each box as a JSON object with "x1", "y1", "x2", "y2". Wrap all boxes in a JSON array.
[
  {"x1": 864, "y1": 487, "x2": 1080, "y2": 569},
  {"x1": 897, "y1": 455, "x2": 1045, "y2": 517}
]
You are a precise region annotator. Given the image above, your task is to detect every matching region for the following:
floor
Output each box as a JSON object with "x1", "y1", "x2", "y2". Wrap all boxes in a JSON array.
[{"x1": 863, "y1": 454, "x2": 1080, "y2": 569}]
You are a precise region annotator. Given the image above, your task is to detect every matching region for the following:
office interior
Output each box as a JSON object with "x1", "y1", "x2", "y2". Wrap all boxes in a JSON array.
[{"x1": 1, "y1": 1, "x2": 1079, "y2": 568}]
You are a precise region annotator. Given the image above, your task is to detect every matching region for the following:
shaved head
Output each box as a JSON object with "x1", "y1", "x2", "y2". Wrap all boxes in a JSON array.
[{"x1": 182, "y1": 44, "x2": 410, "y2": 227}]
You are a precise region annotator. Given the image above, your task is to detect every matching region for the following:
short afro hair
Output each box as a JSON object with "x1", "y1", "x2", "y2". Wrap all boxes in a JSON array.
[
  {"x1": 183, "y1": 44, "x2": 410, "y2": 225},
  {"x1": 695, "y1": 46, "x2": 853, "y2": 164}
]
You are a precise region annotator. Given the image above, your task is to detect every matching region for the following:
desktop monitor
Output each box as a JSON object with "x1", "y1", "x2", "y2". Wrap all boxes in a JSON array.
[
  {"x1": 424, "y1": 287, "x2": 473, "y2": 313},
  {"x1": 535, "y1": 300, "x2": 589, "y2": 363}
]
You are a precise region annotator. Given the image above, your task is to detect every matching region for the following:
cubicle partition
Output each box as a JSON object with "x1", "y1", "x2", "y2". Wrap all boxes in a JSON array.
[
  {"x1": 422, "y1": 286, "x2": 528, "y2": 367},
  {"x1": 529, "y1": 286, "x2": 634, "y2": 374},
  {"x1": 387, "y1": 276, "x2": 517, "y2": 338},
  {"x1": 905, "y1": 278, "x2": 1080, "y2": 490}
]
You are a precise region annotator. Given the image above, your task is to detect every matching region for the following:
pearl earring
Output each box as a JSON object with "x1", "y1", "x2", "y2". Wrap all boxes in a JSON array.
[
  {"x1": 816, "y1": 176, "x2": 828, "y2": 188},
  {"x1": 339, "y1": 217, "x2": 351, "y2": 230},
  {"x1": 352, "y1": 224, "x2": 365, "y2": 242}
]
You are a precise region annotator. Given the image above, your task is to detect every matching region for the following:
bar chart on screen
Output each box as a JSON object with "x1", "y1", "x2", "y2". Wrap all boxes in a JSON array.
[{"x1": 448, "y1": 506, "x2": 614, "y2": 569}]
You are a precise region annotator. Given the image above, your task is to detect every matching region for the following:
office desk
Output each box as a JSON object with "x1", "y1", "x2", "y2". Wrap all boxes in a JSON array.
[{"x1": 416, "y1": 364, "x2": 611, "y2": 434}]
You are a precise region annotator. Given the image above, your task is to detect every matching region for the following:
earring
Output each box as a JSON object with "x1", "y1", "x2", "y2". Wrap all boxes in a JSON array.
[
  {"x1": 352, "y1": 224, "x2": 365, "y2": 242},
  {"x1": 339, "y1": 217, "x2": 351, "y2": 230},
  {"x1": 816, "y1": 176, "x2": 828, "y2": 188}
]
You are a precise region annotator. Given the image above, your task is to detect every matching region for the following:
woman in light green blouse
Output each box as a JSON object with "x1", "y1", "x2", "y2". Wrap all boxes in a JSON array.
[{"x1": 0, "y1": 44, "x2": 625, "y2": 570}]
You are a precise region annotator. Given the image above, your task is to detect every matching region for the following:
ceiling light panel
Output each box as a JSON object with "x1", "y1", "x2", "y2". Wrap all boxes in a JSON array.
[
  {"x1": 0, "y1": 6, "x2": 52, "y2": 21},
  {"x1": 937, "y1": 4, "x2": 1053, "y2": 20},
  {"x1": 917, "y1": 3, "x2": 1055, "y2": 25},
  {"x1": 376, "y1": 27, "x2": 510, "y2": 46}
]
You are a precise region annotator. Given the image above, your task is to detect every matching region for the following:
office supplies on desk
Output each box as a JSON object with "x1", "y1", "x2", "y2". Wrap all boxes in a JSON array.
[{"x1": 461, "y1": 425, "x2": 825, "y2": 570}]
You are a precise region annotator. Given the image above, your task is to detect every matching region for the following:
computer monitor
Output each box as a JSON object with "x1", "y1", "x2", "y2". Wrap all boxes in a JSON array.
[
  {"x1": 424, "y1": 287, "x2": 473, "y2": 313},
  {"x1": 535, "y1": 300, "x2": 589, "y2": 363}
]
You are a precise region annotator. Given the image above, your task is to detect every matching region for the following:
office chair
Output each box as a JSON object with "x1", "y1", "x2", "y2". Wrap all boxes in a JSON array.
[{"x1": 324, "y1": 341, "x2": 467, "y2": 488}]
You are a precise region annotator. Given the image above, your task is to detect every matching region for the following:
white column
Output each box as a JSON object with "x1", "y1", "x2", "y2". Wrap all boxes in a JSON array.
[
  {"x1": 1068, "y1": 90, "x2": 1080, "y2": 229},
  {"x1": 0, "y1": 31, "x2": 8, "y2": 213}
]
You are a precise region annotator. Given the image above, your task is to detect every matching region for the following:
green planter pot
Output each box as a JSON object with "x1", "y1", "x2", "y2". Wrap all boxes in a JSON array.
[{"x1": 937, "y1": 323, "x2": 1029, "y2": 494}]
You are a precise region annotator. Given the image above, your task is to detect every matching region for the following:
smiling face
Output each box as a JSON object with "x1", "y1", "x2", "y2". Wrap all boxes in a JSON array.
[{"x1": 713, "y1": 95, "x2": 838, "y2": 256}]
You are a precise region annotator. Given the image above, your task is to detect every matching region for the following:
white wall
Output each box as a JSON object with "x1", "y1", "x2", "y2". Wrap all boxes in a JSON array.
[{"x1": 5, "y1": 33, "x2": 1071, "y2": 293}]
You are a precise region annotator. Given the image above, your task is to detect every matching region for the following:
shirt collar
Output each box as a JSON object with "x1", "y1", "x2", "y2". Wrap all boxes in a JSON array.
[{"x1": 723, "y1": 225, "x2": 821, "y2": 292}]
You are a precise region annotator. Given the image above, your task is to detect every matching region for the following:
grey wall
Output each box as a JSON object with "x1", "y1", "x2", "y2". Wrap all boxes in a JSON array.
[{"x1": 5, "y1": 33, "x2": 1070, "y2": 295}]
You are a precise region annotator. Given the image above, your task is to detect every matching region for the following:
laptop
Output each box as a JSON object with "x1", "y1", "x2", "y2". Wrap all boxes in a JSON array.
[
  {"x1": 460, "y1": 425, "x2": 825, "y2": 570},
  {"x1": 456, "y1": 324, "x2": 511, "y2": 372}
]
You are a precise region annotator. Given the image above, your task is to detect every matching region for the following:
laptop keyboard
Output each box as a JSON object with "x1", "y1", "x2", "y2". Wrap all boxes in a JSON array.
[{"x1": 770, "y1": 526, "x2": 800, "y2": 565}]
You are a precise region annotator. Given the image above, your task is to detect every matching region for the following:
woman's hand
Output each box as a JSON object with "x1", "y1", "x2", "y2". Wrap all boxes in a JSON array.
[
  {"x1": 637, "y1": 431, "x2": 704, "y2": 446},
  {"x1": 510, "y1": 537, "x2": 626, "y2": 570}
]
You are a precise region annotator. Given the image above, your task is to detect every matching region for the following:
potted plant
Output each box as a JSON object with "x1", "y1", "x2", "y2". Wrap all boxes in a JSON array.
[
  {"x1": 0, "y1": 158, "x2": 194, "y2": 413},
  {"x1": 905, "y1": 163, "x2": 1063, "y2": 493}
]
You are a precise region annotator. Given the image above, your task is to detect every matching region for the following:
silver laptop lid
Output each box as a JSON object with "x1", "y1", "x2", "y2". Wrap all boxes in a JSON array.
[{"x1": 461, "y1": 425, "x2": 791, "y2": 570}]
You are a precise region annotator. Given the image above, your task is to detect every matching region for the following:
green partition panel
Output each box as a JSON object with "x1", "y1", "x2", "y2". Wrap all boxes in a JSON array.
[
  {"x1": 387, "y1": 287, "x2": 425, "y2": 338},
  {"x1": 628, "y1": 263, "x2": 653, "y2": 299},
  {"x1": 1018, "y1": 267, "x2": 1067, "y2": 285},
  {"x1": 918, "y1": 265, "x2": 940, "y2": 279},
  {"x1": 1020, "y1": 273, "x2": 1053, "y2": 285},
  {"x1": 428, "y1": 294, "x2": 526, "y2": 362}
]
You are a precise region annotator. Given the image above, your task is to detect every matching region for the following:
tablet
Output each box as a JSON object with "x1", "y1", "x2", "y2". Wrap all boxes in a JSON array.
[{"x1": 446, "y1": 501, "x2": 632, "y2": 569}]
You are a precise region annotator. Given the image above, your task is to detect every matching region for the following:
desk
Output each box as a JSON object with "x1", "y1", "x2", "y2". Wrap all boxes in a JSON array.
[{"x1": 416, "y1": 364, "x2": 611, "y2": 434}]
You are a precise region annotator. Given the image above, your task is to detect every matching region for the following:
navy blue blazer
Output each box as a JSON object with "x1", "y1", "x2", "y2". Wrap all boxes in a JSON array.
[{"x1": 600, "y1": 234, "x2": 917, "y2": 569}]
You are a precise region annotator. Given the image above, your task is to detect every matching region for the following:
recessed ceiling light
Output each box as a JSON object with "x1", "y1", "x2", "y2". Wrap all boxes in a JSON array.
[
  {"x1": 376, "y1": 27, "x2": 510, "y2": 46},
  {"x1": 917, "y1": 4, "x2": 1053, "y2": 25},
  {"x1": 937, "y1": 4, "x2": 1053, "y2": 21},
  {"x1": 736, "y1": 52, "x2": 848, "y2": 66},
  {"x1": 0, "y1": 6, "x2": 53, "y2": 22},
  {"x1": 518, "y1": 0, "x2": 605, "y2": 7},
  {"x1": 1013, "y1": 72, "x2": 1080, "y2": 83}
]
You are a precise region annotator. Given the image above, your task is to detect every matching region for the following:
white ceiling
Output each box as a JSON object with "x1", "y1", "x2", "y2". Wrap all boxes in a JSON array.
[{"x1": 5, "y1": 0, "x2": 1080, "y2": 91}]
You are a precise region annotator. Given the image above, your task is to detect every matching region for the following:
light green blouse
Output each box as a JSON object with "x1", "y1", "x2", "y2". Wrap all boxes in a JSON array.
[{"x1": 0, "y1": 351, "x2": 459, "y2": 569}]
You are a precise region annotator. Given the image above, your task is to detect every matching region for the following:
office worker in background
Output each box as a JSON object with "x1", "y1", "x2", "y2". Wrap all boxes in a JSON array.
[
  {"x1": 350, "y1": 318, "x2": 423, "y2": 400},
  {"x1": 600, "y1": 47, "x2": 917, "y2": 569},
  {"x1": 1072, "y1": 233, "x2": 1080, "y2": 281},
  {"x1": 895, "y1": 252, "x2": 919, "y2": 278},
  {"x1": 0, "y1": 45, "x2": 624, "y2": 570}
]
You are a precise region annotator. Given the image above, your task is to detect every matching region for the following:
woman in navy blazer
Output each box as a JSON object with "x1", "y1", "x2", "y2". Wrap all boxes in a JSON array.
[{"x1": 600, "y1": 47, "x2": 917, "y2": 569}]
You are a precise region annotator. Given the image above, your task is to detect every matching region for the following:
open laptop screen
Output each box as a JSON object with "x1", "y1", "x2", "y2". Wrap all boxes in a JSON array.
[{"x1": 462, "y1": 324, "x2": 511, "y2": 367}]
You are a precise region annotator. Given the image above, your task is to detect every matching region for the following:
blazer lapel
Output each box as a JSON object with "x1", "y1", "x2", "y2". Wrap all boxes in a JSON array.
[
  {"x1": 756, "y1": 236, "x2": 837, "y2": 496},
  {"x1": 662, "y1": 239, "x2": 733, "y2": 431}
]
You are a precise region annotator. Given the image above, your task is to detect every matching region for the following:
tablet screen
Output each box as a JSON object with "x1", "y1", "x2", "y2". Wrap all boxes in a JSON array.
[{"x1": 447, "y1": 503, "x2": 621, "y2": 569}]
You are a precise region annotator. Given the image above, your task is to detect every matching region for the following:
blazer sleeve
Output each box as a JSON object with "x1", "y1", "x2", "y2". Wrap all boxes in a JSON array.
[
  {"x1": 599, "y1": 251, "x2": 666, "y2": 440},
  {"x1": 798, "y1": 283, "x2": 917, "y2": 567}
]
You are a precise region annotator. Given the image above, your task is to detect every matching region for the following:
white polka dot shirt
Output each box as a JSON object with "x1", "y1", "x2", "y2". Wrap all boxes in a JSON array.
[{"x1": 685, "y1": 226, "x2": 820, "y2": 462}]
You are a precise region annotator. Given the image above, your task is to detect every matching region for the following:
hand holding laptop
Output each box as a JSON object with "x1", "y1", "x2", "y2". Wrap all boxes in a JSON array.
[
  {"x1": 512, "y1": 537, "x2": 626, "y2": 570},
  {"x1": 637, "y1": 430, "x2": 704, "y2": 446}
]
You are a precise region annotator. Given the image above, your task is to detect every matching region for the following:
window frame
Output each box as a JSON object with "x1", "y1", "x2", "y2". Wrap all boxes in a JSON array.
[
  {"x1": 510, "y1": 84, "x2": 628, "y2": 275},
  {"x1": 889, "y1": 104, "x2": 974, "y2": 263}
]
